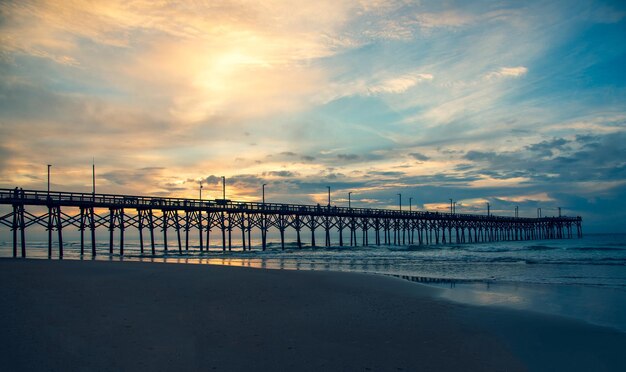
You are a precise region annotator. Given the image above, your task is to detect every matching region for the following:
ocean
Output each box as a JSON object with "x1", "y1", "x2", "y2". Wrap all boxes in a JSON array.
[
  {"x1": 2, "y1": 233, "x2": 625, "y2": 331},
  {"x1": 3, "y1": 233, "x2": 624, "y2": 287}
]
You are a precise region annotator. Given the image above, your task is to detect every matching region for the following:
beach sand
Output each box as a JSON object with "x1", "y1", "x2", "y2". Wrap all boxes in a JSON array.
[{"x1": 1, "y1": 259, "x2": 624, "y2": 371}]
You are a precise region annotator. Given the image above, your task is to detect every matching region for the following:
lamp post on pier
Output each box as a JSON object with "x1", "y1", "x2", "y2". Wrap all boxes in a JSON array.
[
  {"x1": 92, "y1": 159, "x2": 96, "y2": 196},
  {"x1": 327, "y1": 186, "x2": 331, "y2": 207},
  {"x1": 221, "y1": 176, "x2": 226, "y2": 200},
  {"x1": 515, "y1": 206, "x2": 519, "y2": 218},
  {"x1": 47, "y1": 164, "x2": 51, "y2": 195},
  {"x1": 450, "y1": 198, "x2": 453, "y2": 214},
  {"x1": 348, "y1": 192, "x2": 352, "y2": 209},
  {"x1": 487, "y1": 202, "x2": 490, "y2": 217},
  {"x1": 262, "y1": 183, "x2": 267, "y2": 204},
  {"x1": 199, "y1": 181, "x2": 203, "y2": 200},
  {"x1": 409, "y1": 197, "x2": 413, "y2": 212},
  {"x1": 453, "y1": 201, "x2": 456, "y2": 214}
]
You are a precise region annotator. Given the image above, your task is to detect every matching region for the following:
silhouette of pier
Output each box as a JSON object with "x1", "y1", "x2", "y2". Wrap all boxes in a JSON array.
[{"x1": 0, "y1": 188, "x2": 582, "y2": 258}]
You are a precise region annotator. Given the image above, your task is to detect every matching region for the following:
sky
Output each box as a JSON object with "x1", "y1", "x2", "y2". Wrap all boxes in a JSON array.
[{"x1": 1, "y1": 0, "x2": 625, "y2": 233}]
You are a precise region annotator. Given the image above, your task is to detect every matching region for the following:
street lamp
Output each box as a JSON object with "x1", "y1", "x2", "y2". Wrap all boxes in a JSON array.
[
  {"x1": 348, "y1": 191, "x2": 352, "y2": 209},
  {"x1": 327, "y1": 186, "x2": 331, "y2": 207},
  {"x1": 92, "y1": 159, "x2": 96, "y2": 195},
  {"x1": 221, "y1": 176, "x2": 226, "y2": 200},
  {"x1": 409, "y1": 197, "x2": 413, "y2": 212},
  {"x1": 453, "y1": 201, "x2": 456, "y2": 214},
  {"x1": 487, "y1": 202, "x2": 490, "y2": 217},
  {"x1": 398, "y1": 193, "x2": 402, "y2": 211},
  {"x1": 262, "y1": 183, "x2": 267, "y2": 204},
  {"x1": 199, "y1": 181, "x2": 203, "y2": 200},
  {"x1": 515, "y1": 206, "x2": 519, "y2": 218},
  {"x1": 449, "y1": 198, "x2": 453, "y2": 214},
  {"x1": 47, "y1": 164, "x2": 51, "y2": 194}
]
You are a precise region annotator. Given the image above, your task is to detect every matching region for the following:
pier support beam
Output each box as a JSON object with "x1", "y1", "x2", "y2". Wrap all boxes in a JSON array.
[
  {"x1": 90, "y1": 207, "x2": 96, "y2": 256},
  {"x1": 148, "y1": 209, "x2": 156, "y2": 255}
]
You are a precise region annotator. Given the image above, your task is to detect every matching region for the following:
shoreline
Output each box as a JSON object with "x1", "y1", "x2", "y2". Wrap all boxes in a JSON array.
[
  {"x1": 1, "y1": 258, "x2": 625, "y2": 371},
  {"x1": 2, "y1": 252, "x2": 626, "y2": 333}
]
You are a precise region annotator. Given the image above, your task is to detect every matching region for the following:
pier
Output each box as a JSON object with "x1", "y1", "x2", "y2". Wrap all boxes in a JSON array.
[{"x1": 0, "y1": 188, "x2": 582, "y2": 258}]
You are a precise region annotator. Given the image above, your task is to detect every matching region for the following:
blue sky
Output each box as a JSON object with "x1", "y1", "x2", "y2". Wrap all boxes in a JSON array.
[{"x1": 1, "y1": 0, "x2": 625, "y2": 232}]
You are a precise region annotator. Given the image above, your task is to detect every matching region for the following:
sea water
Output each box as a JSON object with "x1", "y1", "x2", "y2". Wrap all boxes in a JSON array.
[
  {"x1": 2, "y1": 233, "x2": 625, "y2": 331},
  {"x1": 3, "y1": 234, "x2": 623, "y2": 287}
]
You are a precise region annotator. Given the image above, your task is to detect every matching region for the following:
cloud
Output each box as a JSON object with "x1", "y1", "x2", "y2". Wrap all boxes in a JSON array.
[
  {"x1": 99, "y1": 167, "x2": 175, "y2": 194},
  {"x1": 484, "y1": 66, "x2": 528, "y2": 80},
  {"x1": 0, "y1": 36, "x2": 80, "y2": 66},
  {"x1": 460, "y1": 133, "x2": 626, "y2": 189},
  {"x1": 337, "y1": 154, "x2": 359, "y2": 161},
  {"x1": 368, "y1": 73, "x2": 434, "y2": 94},
  {"x1": 202, "y1": 176, "x2": 223, "y2": 185},
  {"x1": 497, "y1": 193, "x2": 554, "y2": 203},
  {"x1": 409, "y1": 152, "x2": 430, "y2": 161},
  {"x1": 525, "y1": 137, "x2": 570, "y2": 157},
  {"x1": 414, "y1": 11, "x2": 476, "y2": 29},
  {"x1": 264, "y1": 171, "x2": 299, "y2": 177},
  {"x1": 317, "y1": 70, "x2": 434, "y2": 102},
  {"x1": 368, "y1": 171, "x2": 405, "y2": 177},
  {"x1": 0, "y1": 0, "x2": 367, "y2": 124},
  {"x1": 463, "y1": 151, "x2": 497, "y2": 162}
]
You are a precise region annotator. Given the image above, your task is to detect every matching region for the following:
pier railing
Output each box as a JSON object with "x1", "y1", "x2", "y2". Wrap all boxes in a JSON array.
[{"x1": 0, "y1": 188, "x2": 575, "y2": 221}]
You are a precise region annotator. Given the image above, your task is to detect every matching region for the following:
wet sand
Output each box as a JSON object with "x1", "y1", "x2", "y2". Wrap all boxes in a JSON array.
[{"x1": 1, "y1": 259, "x2": 624, "y2": 371}]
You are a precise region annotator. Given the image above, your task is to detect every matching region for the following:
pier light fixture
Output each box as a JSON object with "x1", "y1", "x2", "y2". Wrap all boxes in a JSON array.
[
  {"x1": 450, "y1": 198, "x2": 453, "y2": 214},
  {"x1": 487, "y1": 202, "x2": 490, "y2": 217},
  {"x1": 453, "y1": 201, "x2": 456, "y2": 214},
  {"x1": 409, "y1": 197, "x2": 412, "y2": 212},
  {"x1": 348, "y1": 191, "x2": 352, "y2": 209},
  {"x1": 199, "y1": 181, "x2": 203, "y2": 200}
]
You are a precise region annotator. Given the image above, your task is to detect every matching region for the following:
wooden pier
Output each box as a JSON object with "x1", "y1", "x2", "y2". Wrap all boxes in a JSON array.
[{"x1": 0, "y1": 188, "x2": 583, "y2": 258}]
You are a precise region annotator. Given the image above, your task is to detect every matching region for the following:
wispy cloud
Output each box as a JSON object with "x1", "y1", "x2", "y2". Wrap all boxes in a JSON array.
[
  {"x1": 484, "y1": 66, "x2": 528, "y2": 80},
  {"x1": 414, "y1": 11, "x2": 477, "y2": 29},
  {"x1": 368, "y1": 73, "x2": 434, "y2": 94}
]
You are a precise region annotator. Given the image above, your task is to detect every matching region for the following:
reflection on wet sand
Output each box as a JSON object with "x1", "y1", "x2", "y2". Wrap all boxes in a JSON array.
[{"x1": 115, "y1": 254, "x2": 626, "y2": 333}]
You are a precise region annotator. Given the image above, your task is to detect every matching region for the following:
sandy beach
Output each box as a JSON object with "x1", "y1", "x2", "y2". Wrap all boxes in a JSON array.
[{"x1": 1, "y1": 259, "x2": 625, "y2": 371}]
